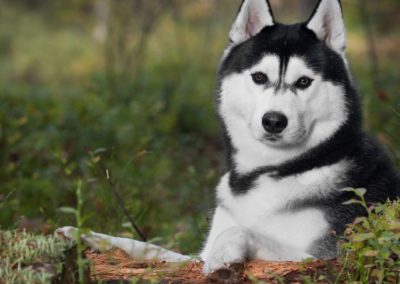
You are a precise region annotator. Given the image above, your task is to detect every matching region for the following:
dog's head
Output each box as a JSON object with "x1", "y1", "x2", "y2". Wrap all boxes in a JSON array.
[{"x1": 218, "y1": 0, "x2": 360, "y2": 170}]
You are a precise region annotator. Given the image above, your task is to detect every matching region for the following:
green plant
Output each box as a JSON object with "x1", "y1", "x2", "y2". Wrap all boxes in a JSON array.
[
  {"x1": 338, "y1": 189, "x2": 400, "y2": 283},
  {"x1": 58, "y1": 180, "x2": 88, "y2": 284}
]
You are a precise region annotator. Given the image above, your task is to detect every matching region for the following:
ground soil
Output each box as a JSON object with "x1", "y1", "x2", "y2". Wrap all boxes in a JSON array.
[{"x1": 87, "y1": 249, "x2": 339, "y2": 283}]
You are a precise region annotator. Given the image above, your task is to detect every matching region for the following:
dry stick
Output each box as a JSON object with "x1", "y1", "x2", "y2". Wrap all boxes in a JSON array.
[{"x1": 99, "y1": 162, "x2": 147, "y2": 242}]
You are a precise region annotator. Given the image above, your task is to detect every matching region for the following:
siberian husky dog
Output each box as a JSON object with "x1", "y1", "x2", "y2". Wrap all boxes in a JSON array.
[{"x1": 57, "y1": 0, "x2": 400, "y2": 275}]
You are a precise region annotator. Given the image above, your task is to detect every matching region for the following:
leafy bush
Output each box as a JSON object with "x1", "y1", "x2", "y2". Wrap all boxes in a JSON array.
[{"x1": 339, "y1": 189, "x2": 400, "y2": 283}]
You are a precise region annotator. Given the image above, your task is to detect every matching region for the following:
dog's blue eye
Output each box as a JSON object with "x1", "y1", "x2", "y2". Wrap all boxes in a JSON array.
[
  {"x1": 295, "y1": 76, "x2": 313, "y2": 89},
  {"x1": 251, "y1": 72, "x2": 268, "y2": 85}
]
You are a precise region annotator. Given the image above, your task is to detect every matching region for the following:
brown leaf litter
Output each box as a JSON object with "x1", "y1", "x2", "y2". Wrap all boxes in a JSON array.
[{"x1": 86, "y1": 249, "x2": 339, "y2": 283}]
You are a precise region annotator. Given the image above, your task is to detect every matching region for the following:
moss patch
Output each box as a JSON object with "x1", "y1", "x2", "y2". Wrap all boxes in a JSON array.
[{"x1": 0, "y1": 230, "x2": 77, "y2": 283}]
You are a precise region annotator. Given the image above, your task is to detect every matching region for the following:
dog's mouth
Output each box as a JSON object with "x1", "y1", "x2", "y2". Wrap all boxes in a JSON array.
[
  {"x1": 261, "y1": 128, "x2": 309, "y2": 147},
  {"x1": 264, "y1": 134, "x2": 282, "y2": 142}
]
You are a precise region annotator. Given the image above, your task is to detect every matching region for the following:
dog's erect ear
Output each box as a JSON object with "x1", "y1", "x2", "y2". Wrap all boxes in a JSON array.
[
  {"x1": 306, "y1": 0, "x2": 346, "y2": 54},
  {"x1": 229, "y1": 0, "x2": 274, "y2": 44}
]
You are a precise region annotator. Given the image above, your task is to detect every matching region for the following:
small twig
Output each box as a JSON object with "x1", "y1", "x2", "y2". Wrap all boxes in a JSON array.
[
  {"x1": 0, "y1": 188, "x2": 16, "y2": 209},
  {"x1": 98, "y1": 162, "x2": 147, "y2": 242}
]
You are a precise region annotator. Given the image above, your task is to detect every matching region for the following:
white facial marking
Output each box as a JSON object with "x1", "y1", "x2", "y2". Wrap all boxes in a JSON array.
[
  {"x1": 219, "y1": 55, "x2": 347, "y2": 173},
  {"x1": 249, "y1": 55, "x2": 281, "y2": 83}
]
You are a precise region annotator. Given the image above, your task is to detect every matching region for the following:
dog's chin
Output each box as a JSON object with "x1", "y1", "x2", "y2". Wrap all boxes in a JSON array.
[{"x1": 262, "y1": 137, "x2": 294, "y2": 148}]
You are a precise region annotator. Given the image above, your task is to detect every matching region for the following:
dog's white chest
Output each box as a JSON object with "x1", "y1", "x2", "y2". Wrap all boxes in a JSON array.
[{"x1": 217, "y1": 162, "x2": 347, "y2": 250}]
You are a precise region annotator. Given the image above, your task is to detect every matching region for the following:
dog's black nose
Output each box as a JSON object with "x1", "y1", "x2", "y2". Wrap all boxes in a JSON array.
[{"x1": 262, "y1": 112, "x2": 288, "y2": 134}]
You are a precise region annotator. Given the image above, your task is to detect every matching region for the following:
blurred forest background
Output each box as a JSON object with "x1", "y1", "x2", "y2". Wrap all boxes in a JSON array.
[{"x1": 0, "y1": 0, "x2": 399, "y2": 254}]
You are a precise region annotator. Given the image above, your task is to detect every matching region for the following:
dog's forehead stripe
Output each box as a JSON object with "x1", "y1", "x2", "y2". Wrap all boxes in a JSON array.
[{"x1": 278, "y1": 43, "x2": 291, "y2": 88}]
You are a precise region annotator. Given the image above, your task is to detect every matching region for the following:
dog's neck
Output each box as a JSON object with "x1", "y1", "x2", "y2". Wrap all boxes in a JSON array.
[
  {"x1": 222, "y1": 104, "x2": 362, "y2": 192},
  {"x1": 225, "y1": 115, "x2": 346, "y2": 172},
  {"x1": 225, "y1": 120, "x2": 362, "y2": 194}
]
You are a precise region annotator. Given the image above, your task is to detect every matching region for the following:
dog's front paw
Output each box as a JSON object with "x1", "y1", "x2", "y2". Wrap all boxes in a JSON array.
[
  {"x1": 202, "y1": 227, "x2": 249, "y2": 275},
  {"x1": 203, "y1": 246, "x2": 246, "y2": 275}
]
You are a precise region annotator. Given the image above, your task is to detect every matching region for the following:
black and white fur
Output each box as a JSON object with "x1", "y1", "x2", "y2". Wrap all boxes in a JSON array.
[{"x1": 57, "y1": 0, "x2": 400, "y2": 275}]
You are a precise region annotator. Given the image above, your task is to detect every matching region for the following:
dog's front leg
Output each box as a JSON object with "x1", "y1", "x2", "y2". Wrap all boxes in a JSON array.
[
  {"x1": 200, "y1": 206, "x2": 315, "y2": 274},
  {"x1": 202, "y1": 224, "x2": 315, "y2": 275},
  {"x1": 200, "y1": 206, "x2": 239, "y2": 261}
]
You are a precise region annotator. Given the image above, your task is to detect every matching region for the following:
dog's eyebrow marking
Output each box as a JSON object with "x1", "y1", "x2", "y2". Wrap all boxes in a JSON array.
[{"x1": 250, "y1": 54, "x2": 280, "y2": 87}]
